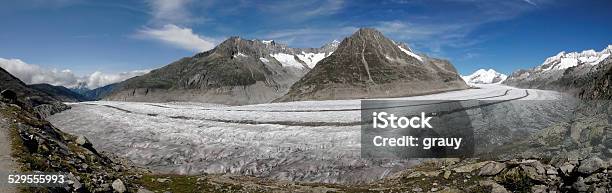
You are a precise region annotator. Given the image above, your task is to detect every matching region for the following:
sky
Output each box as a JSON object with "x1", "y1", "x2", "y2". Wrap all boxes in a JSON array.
[{"x1": 0, "y1": 0, "x2": 611, "y2": 89}]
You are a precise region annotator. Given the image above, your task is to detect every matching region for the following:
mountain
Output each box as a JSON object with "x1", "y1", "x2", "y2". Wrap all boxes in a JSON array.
[
  {"x1": 505, "y1": 45, "x2": 612, "y2": 98},
  {"x1": 1, "y1": 67, "x2": 57, "y2": 105},
  {"x1": 575, "y1": 57, "x2": 612, "y2": 99},
  {"x1": 104, "y1": 38, "x2": 338, "y2": 105},
  {"x1": 276, "y1": 28, "x2": 468, "y2": 101},
  {"x1": 83, "y1": 83, "x2": 118, "y2": 100},
  {"x1": 29, "y1": 83, "x2": 91, "y2": 102},
  {"x1": 69, "y1": 82, "x2": 91, "y2": 95},
  {"x1": 0, "y1": 67, "x2": 68, "y2": 117},
  {"x1": 461, "y1": 69, "x2": 507, "y2": 84}
]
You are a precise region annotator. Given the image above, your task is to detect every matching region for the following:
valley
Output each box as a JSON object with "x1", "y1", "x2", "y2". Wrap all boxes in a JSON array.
[{"x1": 47, "y1": 84, "x2": 565, "y2": 184}]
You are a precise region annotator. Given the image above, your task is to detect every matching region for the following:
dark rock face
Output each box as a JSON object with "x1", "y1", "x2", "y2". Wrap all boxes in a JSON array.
[
  {"x1": 576, "y1": 58, "x2": 612, "y2": 99},
  {"x1": 29, "y1": 83, "x2": 91, "y2": 102},
  {"x1": 105, "y1": 38, "x2": 337, "y2": 105},
  {"x1": 1, "y1": 89, "x2": 17, "y2": 102},
  {"x1": 277, "y1": 28, "x2": 468, "y2": 101}
]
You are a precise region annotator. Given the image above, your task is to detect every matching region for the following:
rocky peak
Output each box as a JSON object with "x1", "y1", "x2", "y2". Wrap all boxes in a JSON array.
[
  {"x1": 333, "y1": 28, "x2": 422, "y2": 63},
  {"x1": 538, "y1": 45, "x2": 612, "y2": 71},
  {"x1": 277, "y1": 28, "x2": 467, "y2": 101},
  {"x1": 212, "y1": 36, "x2": 272, "y2": 58},
  {"x1": 355, "y1": 27, "x2": 385, "y2": 38}
]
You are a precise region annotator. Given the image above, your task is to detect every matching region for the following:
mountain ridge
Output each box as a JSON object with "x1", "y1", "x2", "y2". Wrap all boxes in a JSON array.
[
  {"x1": 462, "y1": 69, "x2": 507, "y2": 84},
  {"x1": 104, "y1": 37, "x2": 339, "y2": 105},
  {"x1": 504, "y1": 45, "x2": 612, "y2": 99},
  {"x1": 276, "y1": 28, "x2": 468, "y2": 101},
  {"x1": 29, "y1": 83, "x2": 91, "y2": 102}
]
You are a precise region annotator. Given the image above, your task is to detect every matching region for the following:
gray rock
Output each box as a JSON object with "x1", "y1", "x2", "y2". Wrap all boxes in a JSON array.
[
  {"x1": 559, "y1": 162, "x2": 575, "y2": 176},
  {"x1": 521, "y1": 165, "x2": 545, "y2": 182},
  {"x1": 531, "y1": 185, "x2": 547, "y2": 193},
  {"x1": 546, "y1": 167, "x2": 559, "y2": 175},
  {"x1": 572, "y1": 177, "x2": 588, "y2": 192},
  {"x1": 112, "y1": 179, "x2": 126, "y2": 193},
  {"x1": 478, "y1": 162, "x2": 506, "y2": 176},
  {"x1": 137, "y1": 188, "x2": 155, "y2": 193},
  {"x1": 76, "y1": 135, "x2": 92, "y2": 147},
  {"x1": 72, "y1": 180, "x2": 83, "y2": 191},
  {"x1": 443, "y1": 170, "x2": 451, "y2": 179},
  {"x1": 577, "y1": 157, "x2": 606, "y2": 174},
  {"x1": 452, "y1": 162, "x2": 488, "y2": 173},
  {"x1": 479, "y1": 180, "x2": 510, "y2": 193}
]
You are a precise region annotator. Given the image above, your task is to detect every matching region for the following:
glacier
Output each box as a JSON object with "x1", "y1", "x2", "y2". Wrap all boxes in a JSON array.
[{"x1": 48, "y1": 84, "x2": 565, "y2": 184}]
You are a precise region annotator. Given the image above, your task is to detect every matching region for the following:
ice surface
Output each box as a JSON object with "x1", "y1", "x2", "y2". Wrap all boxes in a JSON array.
[
  {"x1": 48, "y1": 84, "x2": 563, "y2": 184},
  {"x1": 295, "y1": 51, "x2": 330, "y2": 68},
  {"x1": 259, "y1": 57, "x2": 269, "y2": 63},
  {"x1": 271, "y1": 53, "x2": 304, "y2": 68}
]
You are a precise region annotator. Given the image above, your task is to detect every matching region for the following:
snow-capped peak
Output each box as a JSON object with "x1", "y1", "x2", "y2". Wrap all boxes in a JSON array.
[
  {"x1": 462, "y1": 69, "x2": 507, "y2": 84},
  {"x1": 261, "y1": 40, "x2": 274, "y2": 45},
  {"x1": 539, "y1": 45, "x2": 612, "y2": 71}
]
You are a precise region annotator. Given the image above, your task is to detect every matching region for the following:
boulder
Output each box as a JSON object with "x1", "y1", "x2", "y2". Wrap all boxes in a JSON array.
[
  {"x1": 112, "y1": 179, "x2": 126, "y2": 193},
  {"x1": 479, "y1": 180, "x2": 510, "y2": 193},
  {"x1": 531, "y1": 185, "x2": 547, "y2": 193},
  {"x1": 76, "y1": 135, "x2": 92, "y2": 147},
  {"x1": 577, "y1": 157, "x2": 606, "y2": 174},
  {"x1": 478, "y1": 162, "x2": 506, "y2": 176},
  {"x1": 572, "y1": 177, "x2": 588, "y2": 192},
  {"x1": 452, "y1": 162, "x2": 488, "y2": 173},
  {"x1": 559, "y1": 162, "x2": 575, "y2": 176}
]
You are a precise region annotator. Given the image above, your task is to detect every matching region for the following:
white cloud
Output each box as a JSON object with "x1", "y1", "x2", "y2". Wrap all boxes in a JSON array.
[
  {"x1": 0, "y1": 57, "x2": 149, "y2": 89},
  {"x1": 523, "y1": 0, "x2": 537, "y2": 6},
  {"x1": 258, "y1": 0, "x2": 345, "y2": 21},
  {"x1": 0, "y1": 58, "x2": 80, "y2": 87},
  {"x1": 137, "y1": 24, "x2": 218, "y2": 52},
  {"x1": 302, "y1": 0, "x2": 344, "y2": 17},
  {"x1": 86, "y1": 70, "x2": 150, "y2": 89},
  {"x1": 147, "y1": 0, "x2": 194, "y2": 24}
]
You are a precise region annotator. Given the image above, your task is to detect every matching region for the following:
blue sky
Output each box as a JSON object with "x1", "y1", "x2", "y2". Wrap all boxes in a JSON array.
[{"x1": 0, "y1": 0, "x2": 611, "y2": 88}]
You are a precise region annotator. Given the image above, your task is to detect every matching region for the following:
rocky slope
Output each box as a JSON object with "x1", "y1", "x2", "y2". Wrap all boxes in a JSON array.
[
  {"x1": 30, "y1": 83, "x2": 92, "y2": 102},
  {"x1": 577, "y1": 57, "x2": 612, "y2": 99},
  {"x1": 505, "y1": 45, "x2": 612, "y2": 99},
  {"x1": 0, "y1": 67, "x2": 144, "y2": 192},
  {"x1": 104, "y1": 38, "x2": 337, "y2": 105},
  {"x1": 0, "y1": 101, "x2": 142, "y2": 192},
  {"x1": 277, "y1": 28, "x2": 468, "y2": 101},
  {"x1": 462, "y1": 69, "x2": 508, "y2": 84},
  {"x1": 0, "y1": 67, "x2": 69, "y2": 118},
  {"x1": 82, "y1": 83, "x2": 119, "y2": 100}
]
